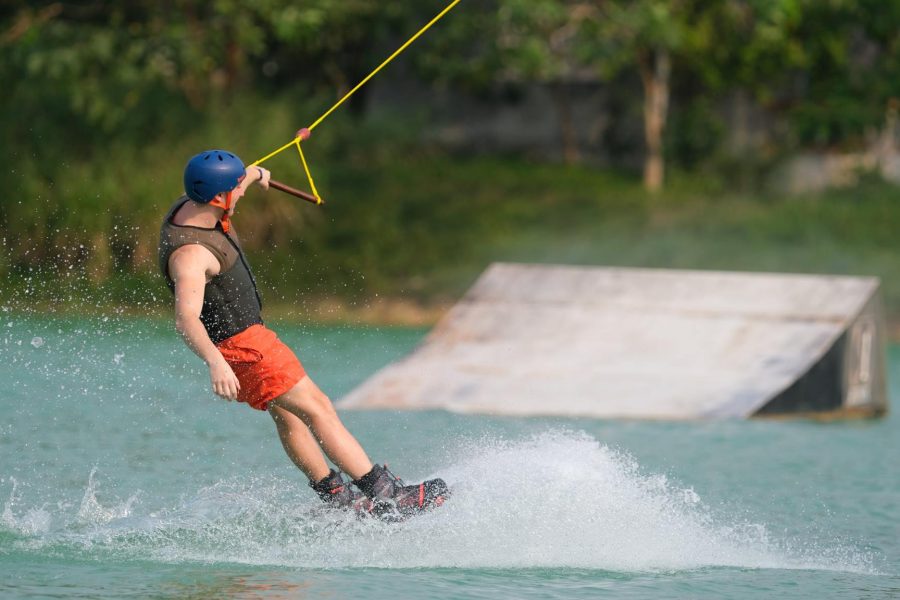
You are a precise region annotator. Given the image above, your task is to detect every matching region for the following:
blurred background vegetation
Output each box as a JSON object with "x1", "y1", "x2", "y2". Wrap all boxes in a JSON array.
[{"x1": 2, "y1": 1, "x2": 900, "y2": 329}]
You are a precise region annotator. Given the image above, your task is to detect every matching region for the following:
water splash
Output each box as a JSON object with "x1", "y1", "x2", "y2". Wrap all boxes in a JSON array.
[
  {"x1": 2, "y1": 477, "x2": 52, "y2": 537},
  {"x1": 0, "y1": 431, "x2": 876, "y2": 573},
  {"x1": 76, "y1": 468, "x2": 139, "y2": 526}
]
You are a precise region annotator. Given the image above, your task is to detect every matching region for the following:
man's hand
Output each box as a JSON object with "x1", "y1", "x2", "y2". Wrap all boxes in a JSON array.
[{"x1": 209, "y1": 356, "x2": 241, "y2": 401}]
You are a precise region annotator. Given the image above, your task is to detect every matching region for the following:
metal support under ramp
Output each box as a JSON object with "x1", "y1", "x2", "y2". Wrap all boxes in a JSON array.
[{"x1": 339, "y1": 263, "x2": 888, "y2": 419}]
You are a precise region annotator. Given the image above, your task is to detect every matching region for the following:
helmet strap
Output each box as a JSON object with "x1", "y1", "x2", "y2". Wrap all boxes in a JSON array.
[{"x1": 208, "y1": 191, "x2": 234, "y2": 233}]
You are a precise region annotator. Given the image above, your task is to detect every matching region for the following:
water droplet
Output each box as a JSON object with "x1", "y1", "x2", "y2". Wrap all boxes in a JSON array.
[{"x1": 31, "y1": 337, "x2": 44, "y2": 348}]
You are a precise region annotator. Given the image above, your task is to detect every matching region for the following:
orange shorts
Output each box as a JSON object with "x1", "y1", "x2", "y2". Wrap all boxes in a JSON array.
[{"x1": 216, "y1": 324, "x2": 306, "y2": 411}]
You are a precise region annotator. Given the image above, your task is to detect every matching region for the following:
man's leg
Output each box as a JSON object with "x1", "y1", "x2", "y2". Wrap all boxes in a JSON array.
[
  {"x1": 269, "y1": 405, "x2": 331, "y2": 482},
  {"x1": 269, "y1": 375, "x2": 448, "y2": 518},
  {"x1": 268, "y1": 375, "x2": 373, "y2": 480}
]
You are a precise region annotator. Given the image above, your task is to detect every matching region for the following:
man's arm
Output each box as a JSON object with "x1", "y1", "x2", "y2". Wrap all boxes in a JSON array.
[{"x1": 169, "y1": 245, "x2": 241, "y2": 401}]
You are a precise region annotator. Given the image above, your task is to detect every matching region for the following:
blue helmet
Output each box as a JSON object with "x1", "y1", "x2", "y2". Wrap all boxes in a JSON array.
[{"x1": 183, "y1": 150, "x2": 245, "y2": 203}]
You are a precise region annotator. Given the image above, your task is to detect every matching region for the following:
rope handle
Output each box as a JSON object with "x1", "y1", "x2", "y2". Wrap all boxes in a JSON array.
[
  {"x1": 250, "y1": 0, "x2": 462, "y2": 204},
  {"x1": 269, "y1": 179, "x2": 320, "y2": 204}
]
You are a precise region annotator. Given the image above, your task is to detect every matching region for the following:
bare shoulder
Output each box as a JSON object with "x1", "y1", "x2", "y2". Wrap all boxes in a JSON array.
[{"x1": 169, "y1": 244, "x2": 221, "y2": 281}]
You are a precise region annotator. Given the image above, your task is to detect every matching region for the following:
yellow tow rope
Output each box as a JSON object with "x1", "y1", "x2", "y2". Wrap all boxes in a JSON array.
[{"x1": 250, "y1": 0, "x2": 463, "y2": 204}]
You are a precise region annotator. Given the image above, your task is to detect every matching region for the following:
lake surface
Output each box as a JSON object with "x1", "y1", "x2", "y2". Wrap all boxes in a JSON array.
[{"x1": 1, "y1": 315, "x2": 898, "y2": 598}]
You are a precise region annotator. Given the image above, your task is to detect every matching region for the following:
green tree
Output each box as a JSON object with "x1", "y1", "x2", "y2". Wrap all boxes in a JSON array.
[
  {"x1": 578, "y1": 1, "x2": 705, "y2": 192},
  {"x1": 687, "y1": 0, "x2": 900, "y2": 152},
  {"x1": 492, "y1": 0, "x2": 595, "y2": 164},
  {"x1": 0, "y1": 1, "x2": 408, "y2": 277},
  {"x1": 415, "y1": 0, "x2": 595, "y2": 164},
  {"x1": 577, "y1": 0, "x2": 854, "y2": 190}
]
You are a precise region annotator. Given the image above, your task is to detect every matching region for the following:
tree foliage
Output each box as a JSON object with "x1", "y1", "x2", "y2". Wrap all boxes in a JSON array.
[
  {"x1": 5, "y1": 1, "x2": 898, "y2": 166},
  {"x1": 1, "y1": 0, "x2": 899, "y2": 285}
]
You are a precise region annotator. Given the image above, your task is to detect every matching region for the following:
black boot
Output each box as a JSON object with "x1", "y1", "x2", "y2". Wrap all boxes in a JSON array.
[
  {"x1": 310, "y1": 469, "x2": 373, "y2": 512},
  {"x1": 354, "y1": 464, "x2": 450, "y2": 520}
]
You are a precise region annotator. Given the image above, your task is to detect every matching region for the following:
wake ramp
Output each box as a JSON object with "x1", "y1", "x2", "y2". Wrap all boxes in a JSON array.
[{"x1": 338, "y1": 263, "x2": 887, "y2": 419}]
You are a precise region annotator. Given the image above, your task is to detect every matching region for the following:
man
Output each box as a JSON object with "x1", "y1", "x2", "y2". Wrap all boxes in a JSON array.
[{"x1": 158, "y1": 149, "x2": 448, "y2": 518}]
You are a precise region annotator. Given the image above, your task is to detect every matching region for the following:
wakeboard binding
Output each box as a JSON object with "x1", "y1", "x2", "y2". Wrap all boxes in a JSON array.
[
  {"x1": 310, "y1": 469, "x2": 374, "y2": 513},
  {"x1": 354, "y1": 464, "x2": 450, "y2": 521}
]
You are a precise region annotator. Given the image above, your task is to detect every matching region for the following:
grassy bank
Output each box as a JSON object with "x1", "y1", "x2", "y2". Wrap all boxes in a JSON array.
[
  {"x1": 260, "y1": 156, "x2": 900, "y2": 329},
  {"x1": 3, "y1": 103, "x2": 899, "y2": 332}
]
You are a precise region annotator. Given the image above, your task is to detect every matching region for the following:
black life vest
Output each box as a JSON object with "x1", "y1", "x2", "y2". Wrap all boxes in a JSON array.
[{"x1": 158, "y1": 196, "x2": 263, "y2": 343}]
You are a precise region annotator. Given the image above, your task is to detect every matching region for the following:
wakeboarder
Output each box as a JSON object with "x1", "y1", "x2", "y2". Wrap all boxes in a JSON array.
[{"x1": 158, "y1": 149, "x2": 448, "y2": 519}]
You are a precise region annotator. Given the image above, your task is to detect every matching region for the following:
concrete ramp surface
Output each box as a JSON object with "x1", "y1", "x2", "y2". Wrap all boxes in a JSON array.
[{"x1": 339, "y1": 264, "x2": 887, "y2": 419}]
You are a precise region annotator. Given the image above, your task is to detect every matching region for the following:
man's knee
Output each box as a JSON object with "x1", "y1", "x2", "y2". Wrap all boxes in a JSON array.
[
  {"x1": 274, "y1": 378, "x2": 337, "y2": 421},
  {"x1": 302, "y1": 392, "x2": 338, "y2": 422}
]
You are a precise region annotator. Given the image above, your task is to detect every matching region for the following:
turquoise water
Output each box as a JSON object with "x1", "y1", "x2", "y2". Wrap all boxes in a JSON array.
[{"x1": 1, "y1": 315, "x2": 898, "y2": 598}]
